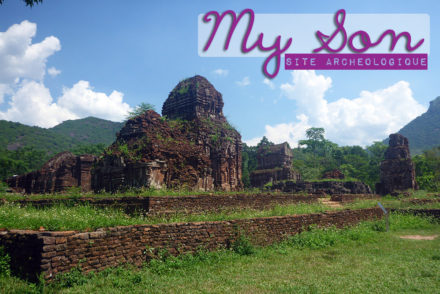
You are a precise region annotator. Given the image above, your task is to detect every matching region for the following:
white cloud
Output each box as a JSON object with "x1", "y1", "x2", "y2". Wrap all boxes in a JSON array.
[
  {"x1": 236, "y1": 76, "x2": 250, "y2": 87},
  {"x1": 212, "y1": 68, "x2": 228, "y2": 77},
  {"x1": 244, "y1": 137, "x2": 262, "y2": 147},
  {"x1": 58, "y1": 81, "x2": 131, "y2": 122},
  {"x1": 244, "y1": 114, "x2": 311, "y2": 147},
  {"x1": 263, "y1": 78, "x2": 275, "y2": 89},
  {"x1": 0, "y1": 80, "x2": 77, "y2": 128},
  {"x1": 0, "y1": 21, "x2": 133, "y2": 127},
  {"x1": 0, "y1": 84, "x2": 12, "y2": 104},
  {"x1": 280, "y1": 70, "x2": 332, "y2": 122},
  {"x1": 247, "y1": 71, "x2": 426, "y2": 147},
  {"x1": 47, "y1": 67, "x2": 61, "y2": 77},
  {"x1": 0, "y1": 80, "x2": 132, "y2": 128},
  {"x1": 0, "y1": 20, "x2": 61, "y2": 83}
]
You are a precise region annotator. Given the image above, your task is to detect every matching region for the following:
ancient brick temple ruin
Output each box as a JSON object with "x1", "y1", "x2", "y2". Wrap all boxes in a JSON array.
[
  {"x1": 6, "y1": 152, "x2": 96, "y2": 193},
  {"x1": 322, "y1": 169, "x2": 345, "y2": 180},
  {"x1": 250, "y1": 142, "x2": 301, "y2": 187},
  {"x1": 92, "y1": 75, "x2": 242, "y2": 192},
  {"x1": 376, "y1": 133, "x2": 418, "y2": 195}
]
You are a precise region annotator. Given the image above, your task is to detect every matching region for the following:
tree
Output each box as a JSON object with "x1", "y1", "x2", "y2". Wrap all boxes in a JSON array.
[
  {"x1": 366, "y1": 141, "x2": 387, "y2": 160},
  {"x1": 413, "y1": 146, "x2": 440, "y2": 191},
  {"x1": 306, "y1": 127, "x2": 325, "y2": 141},
  {"x1": 0, "y1": 0, "x2": 42, "y2": 7},
  {"x1": 0, "y1": 146, "x2": 47, "y2": 180},
  {"x1": 256, "y1": 136, "x2": 274, "y2": 148},
  {"x1": 299, "y1": 127, "x2": 329, "y2": 168},
  {"x1": 126, "y1": 103, "x2": 156, "y2": 120},
  {"x1": 299, "y1": 128, "x2": 325, "y2": 151},
  {"x1": 241, "y1": 143, "x2": 258, "y2": 187}
]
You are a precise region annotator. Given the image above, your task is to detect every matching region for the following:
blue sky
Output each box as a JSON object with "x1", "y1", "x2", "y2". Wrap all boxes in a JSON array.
[{"x1": 0, "y1": 0, "x2": 439, "y2": 147}]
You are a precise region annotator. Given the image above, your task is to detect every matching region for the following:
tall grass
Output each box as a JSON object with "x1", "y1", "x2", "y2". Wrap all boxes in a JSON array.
[
  {"x1": 0, "y1": 187, "x2": 269, "y2": 201},
  {"x1": 0, "y1": 202, "x2": 336, "y2": 231}
]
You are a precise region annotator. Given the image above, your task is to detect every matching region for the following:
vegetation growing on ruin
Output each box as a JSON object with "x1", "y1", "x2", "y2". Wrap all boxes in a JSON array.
[
  {"x1": 104, "y1": 141, "x2": 136, "y2": 160},
  {"x1": 177, "y1": 85, "x2": 189, "y2": 95},
  {"x1": 166, "y1": 117, "x2": 189, "y2": 131},
  {"x1": 307, "y1": 177, "x2": 361, "y2": 183},
  {"x1": 125, "y1": 103, "x2": 156, "y2": 121},
  {"x1": 1, "y1": 213, "x2": 439, "y2": 293}
]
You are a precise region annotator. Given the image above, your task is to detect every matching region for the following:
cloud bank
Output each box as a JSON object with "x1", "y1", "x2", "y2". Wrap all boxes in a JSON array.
[
  {"x1": 245, "y1": 71, "x2": 426, "y2": 147},
  {"x1": 0, "y1": 21, "x2": 132, "y2": 128}
]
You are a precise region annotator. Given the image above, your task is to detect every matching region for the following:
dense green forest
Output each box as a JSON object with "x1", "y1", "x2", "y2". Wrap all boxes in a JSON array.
[
  {"x1": 0, "y1": 117, "x2": 122, "y2": 153},
  {"x1": 242, "y1": 128, "x2": 440, "y2": 192},
  {"x1": 51, "y1": 117, "x2": 123, "y2": 145},
  {"x1": 0, "y1": 117, "x2": 122, "y2": 180},
  {"x1": 413, "y1": 146, "x2": 440, "y2": 191}
]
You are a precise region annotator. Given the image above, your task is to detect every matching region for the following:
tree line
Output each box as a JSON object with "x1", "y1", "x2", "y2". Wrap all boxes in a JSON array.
[{"x1": 1, "y1": 127, "x2": 439, "y2": 192}]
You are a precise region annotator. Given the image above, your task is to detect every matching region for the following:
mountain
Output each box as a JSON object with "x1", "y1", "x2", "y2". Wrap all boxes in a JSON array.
[
  {"x1": 0, "y1": 117, "x2": 123, "y2": 154},
  {"x1": 51, "y1": 117, "x2": 124, "y2": 145},
  {"x1": 388, "y1": 96, "x2": 440, "y2": 154}
]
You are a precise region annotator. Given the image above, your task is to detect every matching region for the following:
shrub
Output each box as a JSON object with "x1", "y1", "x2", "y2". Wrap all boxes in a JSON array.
[
  {"x1": 231, "y1": 234, "x2": 255, "y2": 256},
  {"x1": 0, "y1": 246, "x2": 11, "y2": 277},
  {"x1": 54, "y1": 265, "x2": 90, "y2": 288},
  {"x1": 288, "y1": 226, "x2": 339, "y2": 249}
]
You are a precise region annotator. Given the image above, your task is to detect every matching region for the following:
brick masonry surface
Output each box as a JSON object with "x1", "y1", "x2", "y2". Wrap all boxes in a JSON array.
[
  {"x1": 0, "y1": 208, "x2": 383, "y2": 281},
  {"x1": 330, "y1": 194, "x2": 381, "y2": 202}
]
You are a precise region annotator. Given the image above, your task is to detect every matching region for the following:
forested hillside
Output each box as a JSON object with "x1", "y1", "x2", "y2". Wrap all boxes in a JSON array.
[{"x1": 0, "y1": 117, "x2": 123, "y2": 180}]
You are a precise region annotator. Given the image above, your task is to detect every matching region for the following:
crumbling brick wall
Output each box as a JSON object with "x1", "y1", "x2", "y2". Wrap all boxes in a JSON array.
[{"x1": 0, "y1": 208, "x2": 383, "y2": 281}]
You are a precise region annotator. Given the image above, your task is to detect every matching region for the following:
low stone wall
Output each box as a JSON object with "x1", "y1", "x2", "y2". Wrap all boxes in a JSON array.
[
  {"x1": 3, "y1": 193, "x2": 321, "y2": 215},
  {"x1": 147, "y1": 193, "x2": 320, "y2": 214},
  {"x1": 271, "y1": 181, "x2": 372, "y2": 194},
  {"x1": 0, "y1": 208, "x2": 383, "y2": 281},
  {"x1": 402, "y1": 198, "x2": 440, "y2": 205},
  {"x1": 330, "y1": 194, "x2": 381, "y2": 202},
  {"x1": 391, "y1": 209, "x2": 440, "y2": 219}
]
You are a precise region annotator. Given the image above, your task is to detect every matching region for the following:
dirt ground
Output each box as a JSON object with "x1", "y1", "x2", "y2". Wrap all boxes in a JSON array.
[{"x1": 399, "y1": 235, "x2": 439, "y2": 240}]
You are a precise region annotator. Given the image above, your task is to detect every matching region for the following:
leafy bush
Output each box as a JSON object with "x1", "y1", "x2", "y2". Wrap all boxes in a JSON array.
[
  {"x1": 55, "y1": 265, "x2": 90, "y2": 288},
  {"x1": 0, "y1": 247, "x2": 11, "y2": 277},
  {"x1": 177, "y1": 85, "x2": 189, "y2": 95},
  {"x1": 126, "y1": 103, "x2": 156, "y2": 120},
  {"x1": 288, "y1": 226, "x2": 339, "y2": 249},
  {"x1": 0, "y1": 181, "x2": 9, "y2": 193},
  {"x1": 231, "y1": 233, "x2": 255, "y2": 255}
]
